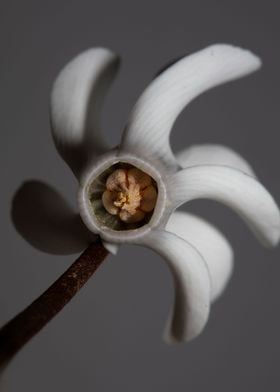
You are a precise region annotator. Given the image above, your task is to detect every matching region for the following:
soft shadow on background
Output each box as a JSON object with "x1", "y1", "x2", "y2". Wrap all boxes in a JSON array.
[{"x1": 0, "y1": 1, "x2": 279, "y2": 391}]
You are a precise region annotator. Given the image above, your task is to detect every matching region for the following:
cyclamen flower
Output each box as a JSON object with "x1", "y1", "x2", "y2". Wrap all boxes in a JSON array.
[{"x1": 13, "y1": 44, "x2": 280, "y2": 343}]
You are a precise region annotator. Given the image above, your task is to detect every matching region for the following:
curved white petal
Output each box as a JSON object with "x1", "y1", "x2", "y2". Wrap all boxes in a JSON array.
[
  {"x1": 120, "y1": 44, "x2": 261, "y2": 171},
  {"x1": 12, "y1": 181, "x2": 94, "y2": 254},
  {"x1": 137, "y1": 230, "x2": 210, "y2": 343},
  {"x1": 50, "y1": 48, "x2": 120, "y2": 178},
  {"x1": 176, "y1": 144, "x2": 255, "y2": 176},
  {"x1": 166, "y1": 211, "x2": 233, "y2": 302},
  {"x1": 168, "y1": 165, "x2": 280, "y2": 247}
]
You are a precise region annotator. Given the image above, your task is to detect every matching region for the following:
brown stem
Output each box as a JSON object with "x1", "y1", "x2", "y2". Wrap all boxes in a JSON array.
[{"x1": 0, "y1": 239, "x2": 108, "y2": 369}]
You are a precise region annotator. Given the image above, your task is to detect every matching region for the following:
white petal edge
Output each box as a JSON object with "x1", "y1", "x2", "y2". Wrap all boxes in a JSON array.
[
  {"x1": 102, "y1": 241, "x2": 119, "y2": 255},
  {"x1": 136, "y1": 229, "x2": 210, "y2": 343},
  {"x1": 166, "y1": 211, "x2": 234, "y2": 302},
  {"x1": 167, "y1": 165, "x2": 280, "y2": 247},
  {"x1": 50, "y1": 48, "x2": 120, "y2": 178},
  {"x1": 120, "y1": 44, "x2": 261, "y2": 171},
  {"x1": 176, "y1": 144, "x2": 255, "y2": 177}
]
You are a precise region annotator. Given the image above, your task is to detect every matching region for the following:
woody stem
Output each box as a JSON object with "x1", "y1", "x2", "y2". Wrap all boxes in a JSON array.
[{"x1": 0, "y1": 238, "x2": 108, "y2": 370}]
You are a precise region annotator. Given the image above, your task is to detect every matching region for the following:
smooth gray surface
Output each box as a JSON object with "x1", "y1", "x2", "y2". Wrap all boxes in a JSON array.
[{"x1": 0, "y1": 1, "x2": 279, "y2": 391}]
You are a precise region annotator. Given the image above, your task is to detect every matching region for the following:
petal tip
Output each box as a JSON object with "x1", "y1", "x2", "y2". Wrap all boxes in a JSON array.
[
  {"x1": 257, "y1": 197, "x2": 280, "y2": 248},
  {"x1": 162, "y1": 321, "x2": 208, "y2": 345},
  {"x1": 50, "y1": 47, "x2": 120, "y2": 177},
  {"x1": 264, "y1": 223, "x2": 280, "y2": 248},
  {"x1": 208, "y1": 43, "x2": 262, "y2": 72},
  {"x1": 162, "y1": 332, "x2": 179, "y2": 345}
]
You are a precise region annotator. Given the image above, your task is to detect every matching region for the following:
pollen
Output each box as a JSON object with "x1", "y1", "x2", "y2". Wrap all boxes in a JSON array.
[{"x1": 102, "y1": 168, "x2": 158, "y2": 223}]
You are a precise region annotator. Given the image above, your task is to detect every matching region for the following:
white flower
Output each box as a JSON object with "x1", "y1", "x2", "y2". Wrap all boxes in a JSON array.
[{"x1": 12, "y1": 44, "x2": 280, "y2": 343}]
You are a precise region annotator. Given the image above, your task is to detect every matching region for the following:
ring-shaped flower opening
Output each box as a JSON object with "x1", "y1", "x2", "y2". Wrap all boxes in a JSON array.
[
  {"x1": 89, "y1": 162, "x2": 158, "y2": 230},
  {"x1": 78, "y1": 153, "x2": 169, "y2": 243}
]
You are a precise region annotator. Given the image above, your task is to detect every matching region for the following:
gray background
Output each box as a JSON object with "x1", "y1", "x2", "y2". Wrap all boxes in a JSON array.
[{"x1": 0, "y1": 0, "x2": 279, "y2": 391}]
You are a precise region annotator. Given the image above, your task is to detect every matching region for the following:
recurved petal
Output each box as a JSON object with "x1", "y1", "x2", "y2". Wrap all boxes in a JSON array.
[
  {"x1": 137, "y1": 229, "x2": 210, "y2": 343},
  {"x1": 12, "y1": 181, "x2": 94, "y2": 254},
  {"x1": 120, "y1": 44, "x2": 261, "y2": 171},
  {"x1": 167, "y1": 165, "x2": 280, "y2": 247},
  {"x1": 166, "y1": 211, "x2": 233, "y2": 302},
  {"x1": 176, "y1": 144, "x2": 255, "y2": 176},
  {"x1": 50, "y1": 48, "x2": 120, "y2": 179}
]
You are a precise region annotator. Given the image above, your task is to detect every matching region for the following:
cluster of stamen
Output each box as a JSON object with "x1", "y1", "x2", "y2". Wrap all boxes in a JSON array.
[{"x1": 102, "y1": 167, "x2": 157, "y2": 223}]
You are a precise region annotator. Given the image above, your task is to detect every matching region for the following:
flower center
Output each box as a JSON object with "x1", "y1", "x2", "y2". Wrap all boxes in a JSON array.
[
  {"x1": 102, "y1": 168, "x2": 157, "y2": 223},
  {"x1": 85, "y1": 161, "x2": 160, "y2": 232}
]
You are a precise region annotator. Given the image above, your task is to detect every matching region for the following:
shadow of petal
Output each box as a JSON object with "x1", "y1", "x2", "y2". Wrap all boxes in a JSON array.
[
  {"x1": 11, "y1": 181, "x2": 95, "y2": 255},
  {"x1": 153, "y1": 53, "x2": 189, "y2": 79}
]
